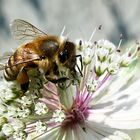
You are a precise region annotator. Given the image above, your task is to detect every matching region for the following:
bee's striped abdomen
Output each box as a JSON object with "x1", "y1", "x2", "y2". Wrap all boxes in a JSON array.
[{"x1": 4, "y1": 55, "x2": 19, "y2": 81}]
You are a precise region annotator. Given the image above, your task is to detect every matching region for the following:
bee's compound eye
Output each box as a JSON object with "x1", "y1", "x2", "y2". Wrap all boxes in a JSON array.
[{"x1": 59, "y1": 49, "x2": 69, "y2": 63}]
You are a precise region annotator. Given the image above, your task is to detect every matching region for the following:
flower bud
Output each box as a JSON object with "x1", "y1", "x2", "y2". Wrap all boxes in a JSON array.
[
  {"x1": 97, "y1": 48, "x2": 109, "y2": 62},
  {"x1": 119, "y1": 54, "x2": 131, "y2": 67},
  {"x1": 108, "y1": 63, "x2": 119, "y2": 75},
  {"x1": 97, "y1": 39, "x2": 116, "y2": 53},
  {"x1": 94, "y1": 61, "x2": 108, "y2": 76}
]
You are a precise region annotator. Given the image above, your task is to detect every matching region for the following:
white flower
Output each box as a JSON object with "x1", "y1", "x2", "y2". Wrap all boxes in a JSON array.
[
  {"x1": 17, "y1": 107, "x2": 31, "y2": 118},
  {"x1": 97, "y1": 39, "x2": 116, "y2": 53},
  {"x1": 11, "y1": 119, "x2": 25, "y2": 131},
  {"x1": 0, "y1": 81, "x2": 16, "y2": 102},
  {"x1": 13, "y1": 131, "x2": 27, "y2": 140},
  {"x1": 16, "y1": 96, "x2": 32, "y2": 107},
  {"x1": 94, "y1": 61, "x2": 108, "y2": 76},
  {"x1": 52, "y1": 109, "x2": 65, "y2": 123},
  {"x1": 87, "y1": 80, "x2": 98, "y2": 92},
  {"x1": 83, "y1": 47, "x2": 94, "y2": 65},
  {"x1": 2, "y1": 123, "x2": 14, "y2": 136},
  {"x1": 7, "y1": 105, "x2": 19, "y2": 117},
  {"x1": 35, "y1": 121, "x2": 47, "y2": 134},
  {"x1": 108, "y1": 52, "x2": 121, "y2": 64},
  {"x1": 0, "y1": 104, "x2": 7, "y2": 115},
  {"x1": 34, "y1": 102, "x2": 48, "y2": 115},
  {"x1": 108, "y1": 62, "x2": 120, "y2": 74},
  {"x1": 25, "y1": 39, "x2": 139, "y2": 140},
  {"x1": 0, "y1": 38, "x2": 140, "y2": 140},
  {"x1": 119, "y1": 53, "x2": 133, "y2": 67},
  {"x1": 97, "y1": 47, "x2": 109, "y2": 62}
]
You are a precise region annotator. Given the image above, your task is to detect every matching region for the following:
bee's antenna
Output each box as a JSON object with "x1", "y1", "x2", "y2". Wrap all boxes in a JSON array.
[
  {"x1": 88, "y1": 25, "x2": 102, "y2": 42},
  {"x1": 65, "y1": 31, "x2": 72, "y2": 38},
  {"x1": 60, "y1": 25, "x2": 66, "y2": 36},
  {"x1": 60, "y1": 26, "x2": 72, "y2": 39}
]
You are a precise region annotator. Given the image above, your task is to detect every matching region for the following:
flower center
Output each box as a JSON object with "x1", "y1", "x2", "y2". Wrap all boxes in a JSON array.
[{"x1": 61, "y1": 99, "x2": 89, "y2": 129}]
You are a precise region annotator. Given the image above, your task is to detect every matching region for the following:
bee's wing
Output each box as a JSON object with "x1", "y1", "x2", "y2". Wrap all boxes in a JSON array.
[
  {"x1": 0, "y1": 58, "x2": 41, "y2": 71},
  {"x1": 10, "y1": 19, "x2": 47, "y2": 45},
  {"x1": 0, "y1": 51, "x2": 13, "y2": 70},
  {"x1": 0, "y1": 64, "x2": 6, "y2": 70},
  {"x1": 0, "y1": 51, "x2": 13, "y2": 61}
]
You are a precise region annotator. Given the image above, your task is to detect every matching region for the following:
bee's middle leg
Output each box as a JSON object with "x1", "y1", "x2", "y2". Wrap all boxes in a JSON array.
[{"x1": 46, "y1": 76, "x2": 69, "y2": 84}]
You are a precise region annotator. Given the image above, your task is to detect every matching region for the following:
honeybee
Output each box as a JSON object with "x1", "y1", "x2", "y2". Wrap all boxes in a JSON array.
[{"x1": 0, "y1": 19, "x2": 82, "y2": 92}]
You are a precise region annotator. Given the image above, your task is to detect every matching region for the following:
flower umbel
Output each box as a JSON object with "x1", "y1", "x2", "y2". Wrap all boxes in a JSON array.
[{"x1": 0, "y1": 38, "x2": 140, "y2": 140}]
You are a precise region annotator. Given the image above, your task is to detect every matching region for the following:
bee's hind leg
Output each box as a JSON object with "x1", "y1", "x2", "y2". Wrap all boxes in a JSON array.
[{"x1": 16, "y1": 67, "x2": 29, "y2": 93}]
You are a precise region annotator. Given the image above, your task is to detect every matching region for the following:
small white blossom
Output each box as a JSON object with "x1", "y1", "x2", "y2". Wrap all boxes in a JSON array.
[
  {"x1": 108, "y1": 52, "x2": 121, "y2": 64},
  {"x1": 35, "y1": 102, "x2": 48, "y2": 115},
  {"x1": 52, "y1": 109, "x2": 65, "y2": 123},
  {"x1": 120, "y1": 53, "x2": 132, "y2": 67},
  {"x1": 17, "y1": 108, "x2": 31, "y2": 118},
  {"x1": 16, "y1": 96, "x2": 32, "y2": 107},
  {"x1": 108, "y1": 62, "x2": 120, "y2": 74},
  {"x1": 94, "y1": 61, "x2": 108, "y2": 76},
  {"x1": 2, "y1": 123, "x2": 14, "y2": 136},
  {"x1": 0, "y1": 88, "x2": 16, "y2": 102},
  {"x1": 35, "y1": 121, "x2": 47, "y2": 134},
  {"x1": 97, "y1": 47, "x2": 109, "y2": 62},
  {"x1": 0, "y1": 104, "x2": 7, "y2": 115},
  {"x1": 13, "y1": 131, "x2": 27, "y2": 140},
  {"x1": 0, "y1": 81, "x2": 17, "y2": 100},
  {"x1": 11, "y1": 119, "x2": 26, "y2": 131},
  {"x1": 83, "y1": 47, "x2": 94, "y2": 65},
  {"x1": 97, "y1": 39, "x2": 116, "y2": 53},
  {"x1": 87, "y1": 80, "x2": 98, "y2": 92},
  {"x1": 7, "y1": 105, "x2": 18, "y2": 117}
]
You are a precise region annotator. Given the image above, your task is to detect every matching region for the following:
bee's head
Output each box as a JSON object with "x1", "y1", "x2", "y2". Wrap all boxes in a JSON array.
[{"x1": 58, "y1": 41, "x2": 76, "y2": 69}]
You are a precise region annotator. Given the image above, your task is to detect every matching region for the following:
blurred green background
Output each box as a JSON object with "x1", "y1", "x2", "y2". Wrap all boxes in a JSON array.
[{"x1": 0, "y1": 0, "x2": 140, "y2": 139}]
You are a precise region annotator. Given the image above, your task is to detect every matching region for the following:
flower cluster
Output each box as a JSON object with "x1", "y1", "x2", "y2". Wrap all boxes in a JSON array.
[{"x1": 0, "y1": 36, "x2": 140, "y2": 140}]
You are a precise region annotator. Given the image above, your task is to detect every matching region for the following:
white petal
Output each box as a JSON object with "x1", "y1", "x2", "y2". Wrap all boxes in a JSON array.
[
  {"x1": 101, "y1": 61, "x2": 138, "y2": 99},
  {"x1": 86, "y1": 121, "x2": 131, "y2": 140},
  {"x1": 91, "y1": 61, "x2": 138, "y2": 105},
  {"x1": 65, "y1": 128, "x2": 75, "y2": 140},
  {"x1": 73, "y1": 125, "x2": 88, "y2": 140},
  {"x1": 90, "y1": 79, "x2": 140, "y2": 129},
  {"x1": 38, "y1": 127, "x2": 60, "y2": 140}
]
